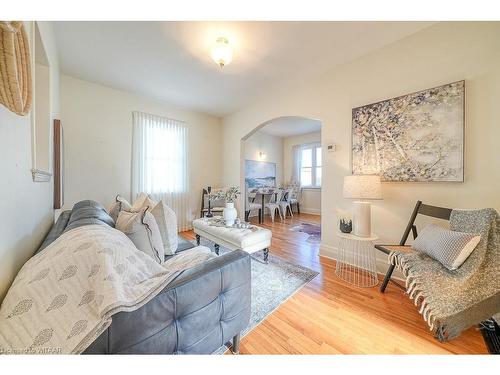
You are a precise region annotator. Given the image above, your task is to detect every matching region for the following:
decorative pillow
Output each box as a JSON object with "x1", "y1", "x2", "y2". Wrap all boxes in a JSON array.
[
  {"x1": 151, "y1": 201, "x2": 178, "y2": 255},
  {"x1": 412, "y1": 224, "x2": 481, "y2": 270},
  {"x1": 115, "y1": 209, "x2": 165, "y2": 263},
  {"x1": 131, "y1": 192, "x2": 157, "y2": 212},
  {"x1": 108, "y1": 195, "x2": 132, "y2": 222}
]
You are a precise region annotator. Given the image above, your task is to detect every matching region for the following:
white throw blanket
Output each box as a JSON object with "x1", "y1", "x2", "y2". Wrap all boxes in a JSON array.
[{"x1": 0, "y1": 225, "x2": 215, "y2": 354}]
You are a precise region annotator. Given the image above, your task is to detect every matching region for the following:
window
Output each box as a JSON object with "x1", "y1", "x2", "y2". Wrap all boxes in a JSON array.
[
  {"x1": 300, "y1": 144, "x2": 322, "y2": 188},
  {"x1": 132, "y1": 111, "x2": 188, "y2": 195},
  {"x1": 132, "y1": 111, "x2": 190, "y2": 231}
]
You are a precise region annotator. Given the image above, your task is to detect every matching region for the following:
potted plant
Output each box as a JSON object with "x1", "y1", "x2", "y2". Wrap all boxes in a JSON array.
[{"x1": 210, "y1": 186, "x2": 241, "y2": 226}]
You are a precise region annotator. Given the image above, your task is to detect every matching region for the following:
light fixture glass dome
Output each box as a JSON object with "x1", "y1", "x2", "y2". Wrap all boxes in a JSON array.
[{"x1": 211, "y1": 37, "x2": 233, "y2": 68}]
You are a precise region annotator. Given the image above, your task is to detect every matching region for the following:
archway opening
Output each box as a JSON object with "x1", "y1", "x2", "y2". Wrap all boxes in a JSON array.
[{"x1": 239, "y1": 116, "x2": 323, "y2": 251}]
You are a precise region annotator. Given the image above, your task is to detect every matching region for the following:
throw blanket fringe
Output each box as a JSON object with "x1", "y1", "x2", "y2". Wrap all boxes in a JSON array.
[
  {"x1": 390, "y1": 252, "x2": 443, "y2": 335},
  {"x1": 388, "y1": 208, "x2": 500, "y2": 342}
]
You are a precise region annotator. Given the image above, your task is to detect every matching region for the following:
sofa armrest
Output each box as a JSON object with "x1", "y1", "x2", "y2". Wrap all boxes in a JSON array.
[
  {"x1": 84, "y1": 250, "x2": 251, "y2": 354},
  {"x1": 36, "y1": 210, "x2": 72, "y2": 254}
]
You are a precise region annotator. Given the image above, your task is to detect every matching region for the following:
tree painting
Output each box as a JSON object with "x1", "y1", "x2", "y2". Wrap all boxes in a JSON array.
[{"x1": 352, "y1": 81, "x2": 464, "y2": 182}]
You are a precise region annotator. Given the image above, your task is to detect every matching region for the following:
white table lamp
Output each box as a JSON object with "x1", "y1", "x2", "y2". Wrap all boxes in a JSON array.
[{"x1": 343, "y1": 175, "x2": 382, "y2": 237}]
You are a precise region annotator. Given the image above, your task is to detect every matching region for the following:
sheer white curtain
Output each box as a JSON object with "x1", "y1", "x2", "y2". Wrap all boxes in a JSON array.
[
  {"x1": 291, "y1": 144, "x2": 303, "y2": 185},
  {"x1": 132, "y1": 111, "x2": 190, "y2": 231}
]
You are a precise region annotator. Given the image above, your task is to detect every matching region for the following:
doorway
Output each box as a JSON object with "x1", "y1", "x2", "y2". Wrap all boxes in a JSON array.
[{"x1": 240, "y1": 116, "x2": 322, "y2": 246}]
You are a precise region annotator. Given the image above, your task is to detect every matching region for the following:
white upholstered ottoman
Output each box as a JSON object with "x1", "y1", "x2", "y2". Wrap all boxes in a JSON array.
[{"x1": 192, "y1": 217, "x2": 272, "y2": 261}]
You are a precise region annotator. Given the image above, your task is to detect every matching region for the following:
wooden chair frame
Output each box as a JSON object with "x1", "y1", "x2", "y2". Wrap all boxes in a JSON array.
[
  {"x1": 200, "y1": 188, "x2": 224, "y2": 218},
  {"x1": 375, "y1": 200, "x2": 452, "y2": 293}
]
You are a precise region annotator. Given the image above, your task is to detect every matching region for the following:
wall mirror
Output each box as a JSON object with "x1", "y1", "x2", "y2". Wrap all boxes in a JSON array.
[{"x1": 30, "y1": 22, "x2": 52, "y2": 182}]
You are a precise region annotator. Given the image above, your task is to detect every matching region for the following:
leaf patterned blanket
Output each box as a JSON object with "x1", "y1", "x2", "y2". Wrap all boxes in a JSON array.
[{"x1": 0, "y1": 225, "x2": 215, "y2": 354}]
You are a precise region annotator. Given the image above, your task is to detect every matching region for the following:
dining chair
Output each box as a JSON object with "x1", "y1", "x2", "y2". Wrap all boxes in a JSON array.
[
  {"x1": 245, "y1": 185, "x2": 261, "y2": 222},
  {"x1": 289, "y1": 186, "x2": 301, "y2": 214},
  {"x1": 265, "y1": 189, "x2": 284, "y2": 222},
  {"x1": 279, "y1": 188, "x2": 294, "y2": 218}
]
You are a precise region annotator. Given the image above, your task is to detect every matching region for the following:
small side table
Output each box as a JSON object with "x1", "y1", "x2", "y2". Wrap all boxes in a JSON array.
[{"x1": 335, "y1": 232, "x2": 379, "y2": 288}]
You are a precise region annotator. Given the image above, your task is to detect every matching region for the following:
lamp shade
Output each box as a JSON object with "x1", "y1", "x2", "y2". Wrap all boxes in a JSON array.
[{"x1": 343, "y1": 175, "x2": 382, "y2": 200}]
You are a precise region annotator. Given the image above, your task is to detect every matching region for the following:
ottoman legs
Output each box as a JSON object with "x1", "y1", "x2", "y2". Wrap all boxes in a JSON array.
[
  {"x1": 196, "y1": 234, "x2": 200, "y2": 246},
  {"x1": 263, "y1": 248, "x2": 269, "y2": 262}
]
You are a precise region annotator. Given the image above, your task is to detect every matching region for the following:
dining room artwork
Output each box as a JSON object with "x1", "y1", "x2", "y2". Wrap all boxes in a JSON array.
[
  {"x1": 352, "y1": 80, "x2": 465, "y2": 182},
  {"x1": 245, "y1": 160, "x2": 277, "y2": 188}
]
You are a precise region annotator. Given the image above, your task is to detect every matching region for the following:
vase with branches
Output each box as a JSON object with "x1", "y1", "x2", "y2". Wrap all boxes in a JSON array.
[{"x1": 210, "y1": 187, "x2": 240, "y2": 226}]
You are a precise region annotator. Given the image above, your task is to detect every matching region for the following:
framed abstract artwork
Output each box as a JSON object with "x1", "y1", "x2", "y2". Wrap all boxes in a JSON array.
[
  {"x1": 245, "y1": 160, "x2": 276, "y2": 188},
  {"x1": 351, "y1": 80, "x2": 465, "y2": 182}
]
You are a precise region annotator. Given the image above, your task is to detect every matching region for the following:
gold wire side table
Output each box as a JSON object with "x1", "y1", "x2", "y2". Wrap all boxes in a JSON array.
[{"x1": 335, "y1": 232, "x2": 379, "y2": 288}]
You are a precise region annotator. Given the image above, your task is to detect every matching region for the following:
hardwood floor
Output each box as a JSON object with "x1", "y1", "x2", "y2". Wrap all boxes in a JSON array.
[{"x1": 180, "y1": 213, "x2": 487, "y2": 354}]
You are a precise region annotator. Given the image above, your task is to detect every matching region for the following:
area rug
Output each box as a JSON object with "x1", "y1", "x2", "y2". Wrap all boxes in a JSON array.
[
  {"x1": 290, "y1": 222, "x2": 321, "y2": 243},
  {"x1": 195, "y1": 239, "x2": 319, "y2": 354}
]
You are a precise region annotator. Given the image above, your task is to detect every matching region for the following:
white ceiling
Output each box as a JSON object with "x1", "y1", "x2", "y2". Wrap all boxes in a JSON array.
[
  {"x1": 259, "y1": 116, "x2": 321, "y2": 138},
  {"x1": 53, "y1": 21, "x2": 434, "y2": 117}
]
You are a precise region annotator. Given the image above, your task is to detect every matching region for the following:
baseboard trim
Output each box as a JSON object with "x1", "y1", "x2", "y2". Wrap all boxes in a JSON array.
[
  {"x1": 249, "y1": 209, "x2": 321, "y2": 217},
  {"x1": 319, "y1": 243, "x2": 337, "y2": 259},
  {"x1": 299, "y1": 207, "x2": 321, "y2": 215},
  {"x1": 319, "y1": 243, "x2": 404, "y2": 282}
]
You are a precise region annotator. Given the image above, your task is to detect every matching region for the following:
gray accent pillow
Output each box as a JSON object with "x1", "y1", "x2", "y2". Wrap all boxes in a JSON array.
[
  {"x1": 115, "y1": 209, "x2": 165, "y2": 263},
  {"x1": 412, "y1": 224, "x2": 481, "y2": 270}
]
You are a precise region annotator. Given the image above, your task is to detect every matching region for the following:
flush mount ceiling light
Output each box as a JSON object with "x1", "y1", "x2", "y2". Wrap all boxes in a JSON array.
[{"x1": 211, "y1": 37, "x2": 232, "y2": 68}]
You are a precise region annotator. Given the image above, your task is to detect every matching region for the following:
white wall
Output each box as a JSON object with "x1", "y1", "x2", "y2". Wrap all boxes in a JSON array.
[
  {"x1": 283, "y1": 131, "x2": 321, "y2": 215},
  {"x1": 222, "y1": 22, "x2": 500, "y2": 271},
  {"x1": 244, "y1": 130, "x2": 284, "y2": 186},
  {"x1": 0, "y1": 22, "x2": 60, "y2": 301},
  {"x1": 60, "y1": 75, "x2": 223, "y2": 227}
]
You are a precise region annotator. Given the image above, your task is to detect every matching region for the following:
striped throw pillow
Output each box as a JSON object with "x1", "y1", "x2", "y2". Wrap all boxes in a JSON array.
[{"x1": 412, "y1": 224, "x2": 481, "y2": 270}]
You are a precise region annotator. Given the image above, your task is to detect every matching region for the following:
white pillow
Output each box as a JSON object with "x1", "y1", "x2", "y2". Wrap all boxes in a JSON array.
[
  {"x1": 151, "y1": 201, "x2": 178, "y2": 255},
  {"x1": 115, "y1": 209, "x2": 165, "y2": 263},
  {"x1": 108, "y1": 195, "x2": 132, "y2": 222},
  {"x1": 412, "y1": 224, "x2": 481, "y2": 270},
  {"x1": 131, "y1": 192, "x2": 157, "y2": 212}
]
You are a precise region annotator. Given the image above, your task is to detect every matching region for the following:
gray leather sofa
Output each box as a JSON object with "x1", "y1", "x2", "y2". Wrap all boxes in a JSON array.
[{"x1": 36, "y1": 200, "x2": 251, "y2": 354}]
